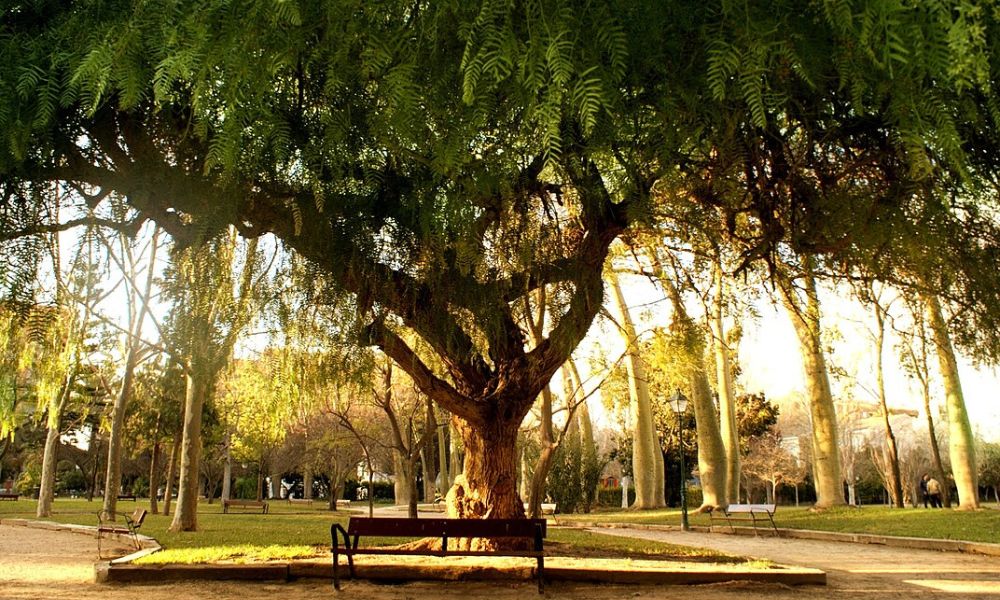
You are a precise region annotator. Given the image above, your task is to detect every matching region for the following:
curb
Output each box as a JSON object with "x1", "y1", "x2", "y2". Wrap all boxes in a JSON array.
[
  {"x1": 558, "y1": 521, "x2": 1000, "y2": 558},
  {"x1": 3, "y1": 516, "x2": 823, "y2": 587},
  {"x1": 99, "y1": 558, "x2": 825, "y2": 587}
]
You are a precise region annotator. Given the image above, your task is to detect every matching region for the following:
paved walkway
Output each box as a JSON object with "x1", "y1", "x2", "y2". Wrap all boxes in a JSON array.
[{"x1": 589, "y1": 526, "x2": 1000, "y2": 598}]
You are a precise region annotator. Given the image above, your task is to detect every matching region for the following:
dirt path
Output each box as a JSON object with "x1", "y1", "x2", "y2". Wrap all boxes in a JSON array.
[
  {"x1": 589, "y1": 526, "x2": 1000, "y2": 598},
  {"x1": 2, "y1": 522, "x2": 999, "y2": 599}
]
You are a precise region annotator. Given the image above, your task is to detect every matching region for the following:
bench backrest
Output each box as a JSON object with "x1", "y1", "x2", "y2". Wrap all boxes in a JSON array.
[
  {"x1": 130, "y1": 508, "x2": 147, "y2": 527},
  {"x1": 726, "y1": 503, "x2": 776, "y2": 514},
  {"x1": 346, "y1": 517, "x2": 546, "y2": 538}
]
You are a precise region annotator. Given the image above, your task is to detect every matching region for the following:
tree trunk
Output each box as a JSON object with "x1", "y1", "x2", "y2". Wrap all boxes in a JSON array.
[
  {"x1": 221, "y1": 435, "x2": 232, "y2": 503},
  {"x1": 446, "y1": 417, "x2": 523, "y2": 529},
  {"x1": 36, "y1": 409, "x2": 63, "y2": 517},
  {"x1": 607, "y1": 272, "x2": 663, "y2": 509},
  {"x1": 690, "y1": 368, "x2": 729, "y2": 511},
  {"x1": 422, "y1": 397, "x2": 439, "y2": 503},
  {"x1": 660, "y1": 268, "x2": 727, "y2": 511},
  {"x1": 527, "y1": 386, "x2": 556, "y2": 518},
  {"x1": 169, "y1": 372, "x2": 207, "y2": 532},
  {"x1": 37, "y1": 381, "x2": 70, "y2": 518},
  {"x1": 149, "y1": 437, "x2": 161, "y2": 515},
  {"x1": 448, "y1": 420, "x2": 462, "y2": 483},
  {"x1": 711, "y1": 264, "x2": 740, "y2": 503},
  {"x1": 269, "y1": 469, "x2": 282, "y2": 499},
  {"x1": 102, "y1": 347, "x2": 139, "y2": 519},
  {"x1": 924, "y1": 294, "x2": 979, "y2": 510},
  {"x1": 873, "y1": 301, "x2": 904, "y2": 508},
  {"x1": 393, "y1": 450, "x2": 414, "y2": 508},
  {"x1": 86, "y1": 422, "x2": 101, "y2": 502},
  {"x1": 303, "y1": 466, "x2": 313, "y2": 501},
  {"x1": 437, "y1": 420, "x2": 450, "y2": 492},
  {"x1": 162, "y1": 432, "x2": 181, "y2": 516},
  {"x1": 919, "y1": 376, "x2": 950, "y2": 508},
  {"x1": 778, "y1": 264, "x2": 845, "y2": 507}
]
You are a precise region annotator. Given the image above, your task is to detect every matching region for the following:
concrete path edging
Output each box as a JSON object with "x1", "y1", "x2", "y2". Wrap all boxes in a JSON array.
[
  {"x1": 2, "y1": 516, "x2": 825, "y2": 587},
  {"x1": 559, "y1": 520, "x2": 1000, "y2": 557}
]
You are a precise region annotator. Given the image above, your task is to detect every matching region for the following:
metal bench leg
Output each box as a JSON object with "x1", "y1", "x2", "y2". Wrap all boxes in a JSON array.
[{"x1": 537, "y1": 555, "x2": 545, "y2": 594}]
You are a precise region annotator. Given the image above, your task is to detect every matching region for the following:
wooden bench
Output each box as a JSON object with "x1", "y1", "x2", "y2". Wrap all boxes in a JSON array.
[
  {"x1": 331, "y1": 517, "x2": 546, "y2": 593},
  {"x1": 97, "y1": 507, "x2": 147, "y2": 557},
  {"x1": 709, "y1": 503, "x2": 778, "y2": 535},
  {"x1": 0, "y1": 493, "x2": 18, "y2": 501},
  {"x1": 117, "y1": 494, "x2": 137, "y2": 502},
  {"x1": 223, "y1": 499, "x2": 269, "y2": 514},
  {"x1": 523, "y1": 502, "x2": 557, "y2": 515}
]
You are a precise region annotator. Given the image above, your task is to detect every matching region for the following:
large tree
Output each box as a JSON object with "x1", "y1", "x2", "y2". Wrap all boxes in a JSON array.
[{"x1": 5, "y1": 0, "x2": 1000, "y2": 520}]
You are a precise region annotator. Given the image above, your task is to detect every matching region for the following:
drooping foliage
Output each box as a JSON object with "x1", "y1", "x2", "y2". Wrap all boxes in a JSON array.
[{"x1": 4, "y1": 0, "x2": 1000, "y2": 518}]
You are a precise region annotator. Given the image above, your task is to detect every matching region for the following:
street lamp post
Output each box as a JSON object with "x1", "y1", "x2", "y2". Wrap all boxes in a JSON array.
[{"x1": 670, "y1": 389, "x2": 690, "y2": 532}]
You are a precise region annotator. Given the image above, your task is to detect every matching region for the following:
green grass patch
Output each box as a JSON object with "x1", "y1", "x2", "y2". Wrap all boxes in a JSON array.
[
  {"x1": 134, "y1": 544, "x2": 318, "y2": 564},
  {"x1": 556, "y1": 504, "x2": 1000, "y2": 544}
]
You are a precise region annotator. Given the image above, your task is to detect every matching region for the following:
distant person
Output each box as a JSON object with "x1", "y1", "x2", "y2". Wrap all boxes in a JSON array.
[
  {"x1": 927, "y1": 476, "x2": 943, "y2": 508},
  {"x1": 920, "y1": 474, "x2": 930, "y2": 508}
]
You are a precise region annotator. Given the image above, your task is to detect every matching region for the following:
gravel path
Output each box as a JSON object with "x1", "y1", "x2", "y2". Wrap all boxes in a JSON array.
[{"x1": 3, "y1": 521, "x2": 999, "y2": 599}]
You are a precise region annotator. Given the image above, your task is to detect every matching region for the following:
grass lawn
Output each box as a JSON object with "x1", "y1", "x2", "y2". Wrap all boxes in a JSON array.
[
  {"x1": 556, "y1": 504, "x2": 1000, "y2": 544},
  {"x1": 0, "y1": 497, "x2": 734, "y2": 564}
]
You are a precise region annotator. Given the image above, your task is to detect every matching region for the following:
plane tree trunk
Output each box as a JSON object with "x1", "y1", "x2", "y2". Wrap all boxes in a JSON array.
[
  {"x1": 710, "y1": 263, "x2": 741, "y2": 504},
  {"x1": 607, "y1": 271, "x2": 664, "y2": 509},
  {"x1": 925, "y1": 294, "x2": 979, "y2": 510},
  {"x1": 777, "y1": 259, "x2": 845, "y2": 508}
]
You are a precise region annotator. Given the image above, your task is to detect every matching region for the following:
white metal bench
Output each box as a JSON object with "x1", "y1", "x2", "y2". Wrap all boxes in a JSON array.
[{"x1": 709, "y1": 503, "x2": 778, "y2": 536}]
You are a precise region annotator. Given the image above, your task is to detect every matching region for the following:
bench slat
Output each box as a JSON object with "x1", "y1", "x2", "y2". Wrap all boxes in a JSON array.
[{"x1": 346, "y1": 517, "x2": 546, "y2": 538}]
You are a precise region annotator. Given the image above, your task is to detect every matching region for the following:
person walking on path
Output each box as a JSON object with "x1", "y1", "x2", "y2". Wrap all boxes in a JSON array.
[
  {"x1": 926, "y1": 476, "x2": 943, "y2": 508},
  {"x1": 919, "y1": 474, "x2": 930, "y2": 508}
]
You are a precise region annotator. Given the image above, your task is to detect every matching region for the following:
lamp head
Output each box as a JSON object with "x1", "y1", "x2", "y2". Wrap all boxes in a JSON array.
[{"x1": 670, "y1": 389, "x2": 688, "y2": 414}]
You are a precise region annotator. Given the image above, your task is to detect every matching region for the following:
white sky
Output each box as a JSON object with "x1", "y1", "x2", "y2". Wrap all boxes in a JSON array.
[{"x1": 573, "y1": 271, "x2": 1000, "y2": 443}]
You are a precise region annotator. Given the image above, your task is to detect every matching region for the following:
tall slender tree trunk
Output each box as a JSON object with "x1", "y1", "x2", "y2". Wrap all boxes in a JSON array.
[
  {"x1": 162, "y1": 432, "x2": 181, "y2": 516},
  {"x1": 37, "y1": 381, "x2": 71, "y2": 518},
  {"x1": 924, "y1": 294, "x2": 979, "y2": 510},
  {"x1": 422, "y1": 397, "x2": 439, "y2": 503},
  {"x1": 778, "y1": 263, "x2": 845, "y2": 508},
  {"x1": 919, "y1": 376, "x2": 951, "y2": 508},
  {"x1": 607, "y1": 271, "x2": 664, "y2": 509},
  {"x1": 303, "y1": 465, "x2": 313, "y2": 501},
  {"x1": 689, "y1": 367, "x2": 729, "y2": 511},
  {"x1": 221, "y1": 432, "x2": 232, "y2": 503},
  {"x1": 660, "y1": 270, "x2": 727, "y2": 510},
  {"x1": 86, "y1": 422, "x2": 101, "y2": 502},
  {"x1": 269, "y1": 469, "x2": 282, "y2": 499},
  {"x1": 527, "y1": 386, "x2": 556, "y2": 518},
  {"x1": 448, "y1": 421, "x2": 462, "y2": 483},
  {"x1": 710, "y1": 263, "x2": 740, "y2": 504},
  {"x1": 873, "y1": 301, "x2": 904, "y2": 508},
  {"x1": 437, "y1": 420, "x2": 450, "y2": 493},
  {"x1": 36, "y1": 407, "x2": 63, "y2": 517},
  {"x1": 393, "y1": 451, "x2": 414, "y2": 508},
  {"x1": 148, "y1": 414, "x2": 162, "y2": 514},
  {"x1": 102, "y1": 349, "x2": 139, "y2": 519},
  {"x1": 169, "y1": 372, "x2": 207, "y2": 531}
]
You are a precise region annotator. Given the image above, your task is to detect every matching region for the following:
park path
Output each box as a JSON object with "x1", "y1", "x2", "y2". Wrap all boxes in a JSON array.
[
  {"x1": 2, "y1": 519, "x2": 999, "y2": 599},
  {"x1": 588, "y1": 526, "x2": 1000, "y2": 598}
]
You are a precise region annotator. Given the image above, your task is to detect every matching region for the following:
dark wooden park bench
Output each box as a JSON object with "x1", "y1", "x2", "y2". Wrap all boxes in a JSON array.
[
  {"x1": 97, "y1": 507, "x2": 147, "y2": 558},
  {"x1": 223, "y1": 499, "x2": 269, "y2": 514},
  {"x1": 117, "y1": 494, "x2": 137, "y2": 502},
  {"x1": 0, "y1": 493, "x2": 18, "y2": 501},
  {"x1": 330, "y1": 517, "x2": 547, "y2": 593},
  {"x1": 709, "y1": 503, "x2": 778, "y2": 536}
]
